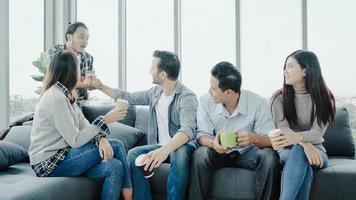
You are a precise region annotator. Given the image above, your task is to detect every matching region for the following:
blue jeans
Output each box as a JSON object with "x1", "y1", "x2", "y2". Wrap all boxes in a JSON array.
[
  {"x1": 51, "y1": 139, "x2": 132, "y2": 200},
  {"x1": 127, "y1": 143, "x2": 196, "y2": 200},
  {"x1": 190, "y1": 146, "x2": 281, "y2": 200},
  {"x1": 279, "y1": 144, "x2": 328, "y2": 200}
]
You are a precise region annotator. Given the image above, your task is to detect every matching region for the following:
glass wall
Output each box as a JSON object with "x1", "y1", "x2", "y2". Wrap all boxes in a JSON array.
[
  {"x1": 126, "y1": 0, "x2": 174, "y2": 92},
  {"x1": 77, "y1": 0, "x2": 118, "y2": 103},
  {"x1": 241, "y1": 0, "x2": 302, "y2": 98},
  {"x1": 308, "y1": 0, "x2": 356, "y2": 136},
  {"x1": 9, "y1": 0, "x2": 44, "y2": 122},
  {"x1": 182, "y1": 0, "x2": 236, "y2": 98}
]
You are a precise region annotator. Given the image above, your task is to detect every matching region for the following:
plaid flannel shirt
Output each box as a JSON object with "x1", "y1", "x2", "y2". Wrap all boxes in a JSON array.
[{"x1": 47, "y1": 44, "x2": 94, "y2": 101}]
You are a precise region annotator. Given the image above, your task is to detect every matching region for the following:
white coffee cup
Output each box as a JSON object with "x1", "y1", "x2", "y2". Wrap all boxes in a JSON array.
[
  {"x1": 268, "y1": 129, "x2": 282, "y2": 138},
  {"x1": 115, "y1": 99, "x2": 128, "y2": 111},
  {"x1": 268, "y1": 129, "x2": 283, "y2": 153},
  {"x1": 135, "y1": 154, "x2": 154, "y2": 178}
]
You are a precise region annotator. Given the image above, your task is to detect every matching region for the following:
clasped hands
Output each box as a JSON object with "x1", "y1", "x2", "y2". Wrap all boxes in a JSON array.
[
  {"x1": 82, "y1": 75, "x2": 103, "y2": 90},
  {"x1": 213, "y1": 131, "x2": 257, "y2": 154}
]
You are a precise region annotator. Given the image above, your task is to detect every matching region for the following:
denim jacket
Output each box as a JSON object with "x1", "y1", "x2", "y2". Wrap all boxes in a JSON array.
[{"x1": 112, "y1": 82, "x2": 198, "y2": 144}]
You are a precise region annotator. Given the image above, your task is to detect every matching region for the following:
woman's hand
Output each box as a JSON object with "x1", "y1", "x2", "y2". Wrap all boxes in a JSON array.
[
  {"x1": 103, "y1": 108, "x2": 127, "y2": 124},
  {"x1": 283, "y1": 132, "x2": 303, "y2": 146},
  {"x1": 98, "y1": 138, "x2": 114, "y2": 161},
  {"x1": 300, "y1": 142, "x2": 324, "y2": 168},
  {"x1": 270, "y1": 133, "x2": 284, "y2": 151}
]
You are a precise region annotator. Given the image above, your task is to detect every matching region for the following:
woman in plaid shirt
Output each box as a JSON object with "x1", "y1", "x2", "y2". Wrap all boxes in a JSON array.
[{"x1": 29, "y1": 51, "x2": 132, "y2": 200}]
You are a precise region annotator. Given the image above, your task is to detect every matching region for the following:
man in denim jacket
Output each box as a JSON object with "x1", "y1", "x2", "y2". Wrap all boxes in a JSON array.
[{"x1": 93, "y1": 50, "x2": 198, "y2": 200}]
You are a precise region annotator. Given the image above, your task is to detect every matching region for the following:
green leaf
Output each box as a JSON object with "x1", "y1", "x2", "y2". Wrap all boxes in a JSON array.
[{"x1": 31, "y1": 75, "x2": 44, "y2": 82}]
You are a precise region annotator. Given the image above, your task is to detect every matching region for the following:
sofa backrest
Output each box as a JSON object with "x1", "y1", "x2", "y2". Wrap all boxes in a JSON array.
[{"x1": 323, "y1": 107, "x2": 355, "y2": 157}]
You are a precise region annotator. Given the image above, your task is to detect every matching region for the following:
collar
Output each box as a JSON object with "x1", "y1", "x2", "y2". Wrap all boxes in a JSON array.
[
  {"x1": 217, "y1": 90, "x2": 248, "y2": 117},
  {"x1": 55, "y1": 81, "x2": 72, "y2": 102}
]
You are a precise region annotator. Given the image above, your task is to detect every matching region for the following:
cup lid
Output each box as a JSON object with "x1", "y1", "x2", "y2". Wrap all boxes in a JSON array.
[{"x1": 135, "y1": 154, "x2": 147, "y2": 166}]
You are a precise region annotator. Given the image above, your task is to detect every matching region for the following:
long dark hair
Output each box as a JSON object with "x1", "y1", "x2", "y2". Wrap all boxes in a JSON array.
[
  {"x1": 271, "y1": 50, "x2": 335, "y2": 127},
  {"x1": 42, "y1": 51, "x2": 78, "y2": 103}
]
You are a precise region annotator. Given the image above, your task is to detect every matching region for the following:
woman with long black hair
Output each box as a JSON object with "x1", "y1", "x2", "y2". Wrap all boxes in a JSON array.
[
  {"x1": 270, "y1": 50, "x2": 335, "y2": 200},
  {"x1": 29, "y1": 51, "x2": 132, "y2": 200}
]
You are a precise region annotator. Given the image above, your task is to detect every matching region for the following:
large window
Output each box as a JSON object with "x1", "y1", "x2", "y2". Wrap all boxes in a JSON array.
[
  {"x1": 308, "y1": 0, "x2": 356, "y2": 136},
  {"x1": 77, "y1": 0, "x2": 118, "y2": 103},
  {"x1": 9, "y1": 0, "x2": 44, "y2": 122},
  {"x1": 127, "y1": 0, "x2": 174, "y2": 91},
  {"x1": 182, "y1": 0, "x2": 236, "y2": 98},
  {"x1": 241, "y1": 0, "x2": 302, "y2": 98}
]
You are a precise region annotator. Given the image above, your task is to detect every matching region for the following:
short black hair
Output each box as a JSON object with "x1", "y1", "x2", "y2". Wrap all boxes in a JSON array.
[
  {"x1": 65, "y1": 21, "x2": 88, "y2": 41},
  {"x1": 211, "y1": 61, "x2": 242, "y2": 93},
  {"x1": 153, "y1": 50, "x2": 180, "y2": 81}
]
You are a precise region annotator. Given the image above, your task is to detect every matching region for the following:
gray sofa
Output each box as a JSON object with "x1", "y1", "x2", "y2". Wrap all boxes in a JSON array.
[{"x1": 1, "y1": 106, "x2": 356, "y2": 200}]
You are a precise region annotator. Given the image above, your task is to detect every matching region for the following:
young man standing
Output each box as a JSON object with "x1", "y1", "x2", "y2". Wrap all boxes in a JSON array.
[
  {"x1": 47, "y1": 21, "x2": 95, "y2": 101},
  {"x1": 189, "y1": 62, "x2": 280, "y2": 200},
  {"x1": 93, "y1": 50, "x2": 198, "y2": 200}
]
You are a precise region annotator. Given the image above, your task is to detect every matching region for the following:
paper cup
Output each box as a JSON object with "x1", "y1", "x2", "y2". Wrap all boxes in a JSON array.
[{"x1": 135, "y1": 154, "x2": 154, "y2": 178}]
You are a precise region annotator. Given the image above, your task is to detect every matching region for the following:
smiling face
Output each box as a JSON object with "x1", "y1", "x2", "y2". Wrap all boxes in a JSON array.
[
  {"x1": 284, "y1": 56, "x2": 306, "y2": 88},
  {"x1": 149, "y1": 57, "x2": 164, "y2": 85},
  {"x1": 66, "y1": 26, "x2": 89, "y2": 54}
]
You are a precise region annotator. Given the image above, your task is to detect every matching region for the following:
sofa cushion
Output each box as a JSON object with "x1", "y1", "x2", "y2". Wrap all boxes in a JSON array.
[
  {"x1": 310, "y1": 157, "x2": 356, "y2": 200},
  {"x1": 323, "y1": 107, "x2": 355, "y2": 156},
  {"x1": 4, "y1": 126, "x2": 32, "y2": 151},
  {"x1": 0, "y1": 163, "x2": 100, "y2": 200},
  {"x1": 0, "y1": 141, "x2": 28, "y2": 171},
  {"x1": 82, "y1": 104, "x2": 136, "y2": 127},
  {"x1": 107, "y1": 122, "x2": 144, "y2": 151}
]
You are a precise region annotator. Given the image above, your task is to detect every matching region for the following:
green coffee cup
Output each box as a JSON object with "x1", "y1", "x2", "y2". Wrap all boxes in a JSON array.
[{"x1": 220, "y1": 132, "x2": 236, "y2": 148}]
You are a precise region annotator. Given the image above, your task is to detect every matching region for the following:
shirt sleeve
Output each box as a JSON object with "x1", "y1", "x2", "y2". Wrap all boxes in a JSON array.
[
  {"x1": 253, "y1": 100, "x2": 276, "y2": 135},
  {"x1": 271, "y1": 97, "x2": 295, "y2": 133},
  {"x1": 299, "y1": 118, "x2": 328, "y2": 144},
  {"x1": 112, "y1": 88, "x2": 152, "y2": 105},
  {"x1": 196, "y1": 96, "x2": 215, "y2": 139},
  {"x1": 50, "y1": 95, "x2": 106, "y2": 148},
  {"x1": 176, "y1": 92, "x2": 198, "y2": 141}
]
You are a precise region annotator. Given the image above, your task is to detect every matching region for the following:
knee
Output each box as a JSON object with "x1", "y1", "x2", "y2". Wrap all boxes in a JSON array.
[
  {"x1": 109, "y1": 139, "x2": 125, "y2": 151},
  {"x1": 290, "y1": 145, "x2": 306, "y2": 158},
  {"x1": 106, "y1": 159, "x2": 124, "y2": 176},
  {"x1": 259, "y1": 148, "x2": 279, "y2": 167},
  {"x1": 191, "y1": 146, "x2": 210, "y2": 167},
  {"x1": 171, "y1": 144, "x2": 194, "y2": 164},
  {"x1": 127, "y1": 147, "x2": 141, "y2": 165}
]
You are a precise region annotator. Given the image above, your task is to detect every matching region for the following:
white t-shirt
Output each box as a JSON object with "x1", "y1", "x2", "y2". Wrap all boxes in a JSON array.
[{"x1": 156, "y1": 93, "x2": 175, "y2": 145}]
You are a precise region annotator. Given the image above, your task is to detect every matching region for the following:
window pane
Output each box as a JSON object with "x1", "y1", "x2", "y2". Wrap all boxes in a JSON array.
[
  {"x1": 241, "y1": 0, "x2": 302, "y2": 98},
  {"x1": 308, "y1": 0, "x2": 356, "y2": 137},
  {"x1": 182, "y1": 0, "x2": 236, "y2": 98},
  {"x1": 127, "y1": 0, "x2": 174, "y2": 91},
  {"x1": 9, "y1": 0, "x2": 44, "y2": 122},
  {"x1": 77, "y1": 0, "x2": 118, "y2": 102}
]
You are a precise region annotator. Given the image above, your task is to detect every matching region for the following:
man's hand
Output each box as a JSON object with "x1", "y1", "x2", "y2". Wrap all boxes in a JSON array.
[
  {"x1": 89, "y1": 77, "x2": 103, "y2": 90},
  {"x1": 144, "y1": 147, "x2": 170, "y2": 172},
  {"x1": 82, "y1": 75, "x2": 94, "y2": 87},
  {"x1": 236, "y1": 131, "x2": 257, "y2": 147},
  {"x1": 213, "y1": 132, "x2": 229, "y2": 154},
  {"x1": 300, "y1": 142, "x2": 324, "y2": 168},
  {"x1": 98, "y1": 138, "x2": 114, "y2": 162}
]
